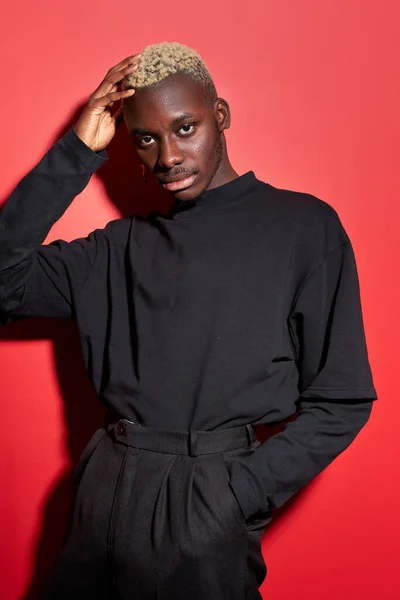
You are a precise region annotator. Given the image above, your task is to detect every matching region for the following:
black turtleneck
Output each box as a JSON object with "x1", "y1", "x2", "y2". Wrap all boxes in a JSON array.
[
  {"x1": 0, "y1": 125, "x2": 378, "y2": 521},
  {"x1": 167, "y1": 170, "x2": 258, "y2": 218}
]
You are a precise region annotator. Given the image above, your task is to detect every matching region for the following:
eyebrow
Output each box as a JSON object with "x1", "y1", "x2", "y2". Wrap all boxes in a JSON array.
[
  {"x1": 132, "y1": 112, "x2": 198, "y2": 136},
  {"x1": 171, "y1": 112, "x2": 198, "y2": 126}
]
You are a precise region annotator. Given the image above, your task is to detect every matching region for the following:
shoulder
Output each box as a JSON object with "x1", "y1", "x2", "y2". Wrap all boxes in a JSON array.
[
  {"x1": 255, "y1": 179, "x2": 351, "y2": 253},
  {"x1": 91, "y1": 215, "x2": 134, "y2": 246},
  {"x1": 90, "y1": 210, "x2": 167, "y2": 244}
]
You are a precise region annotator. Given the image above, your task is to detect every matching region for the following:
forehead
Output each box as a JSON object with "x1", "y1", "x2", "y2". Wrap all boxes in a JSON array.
[{"x1": 123, "y1": 72, "x2": 210, "y2": 127}]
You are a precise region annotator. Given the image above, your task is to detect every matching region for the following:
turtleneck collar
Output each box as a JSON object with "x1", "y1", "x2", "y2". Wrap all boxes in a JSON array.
[{"x1": 166, "y1": 171, "x2": 259, "y2": 219}]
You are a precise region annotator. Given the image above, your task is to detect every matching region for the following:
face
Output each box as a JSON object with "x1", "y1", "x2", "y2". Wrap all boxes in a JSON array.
[{"x1": 122, "y1": 72, "x2": 230, "y2": 202}]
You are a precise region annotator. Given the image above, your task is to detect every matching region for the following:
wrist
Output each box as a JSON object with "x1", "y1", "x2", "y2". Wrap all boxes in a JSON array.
[
  {"x1": 60, "y1": 126, "x2": 109, "y2": 168},
  {"x1": 73, "y1": 125, "x2": 97, "y2": 152}
]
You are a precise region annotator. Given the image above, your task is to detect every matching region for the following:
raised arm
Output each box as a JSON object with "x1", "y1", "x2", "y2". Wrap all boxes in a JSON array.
[{"x1": 0, "y1": 52, "x2": 142, "y2": 325}]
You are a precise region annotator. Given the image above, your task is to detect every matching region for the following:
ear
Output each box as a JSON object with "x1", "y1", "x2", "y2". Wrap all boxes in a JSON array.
[{"x1": 213, "y1": 98, "x2": 231, "y2": 132}]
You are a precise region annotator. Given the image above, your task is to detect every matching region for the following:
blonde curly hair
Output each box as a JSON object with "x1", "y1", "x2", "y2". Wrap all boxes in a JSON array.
[{"x1": 123, "y1": 41, "x2": 217, "y2": 105}]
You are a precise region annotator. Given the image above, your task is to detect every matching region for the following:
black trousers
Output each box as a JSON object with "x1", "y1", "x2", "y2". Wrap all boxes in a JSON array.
[{"x1": 38, "y1": 420, "x2": 273, "y2": 599}]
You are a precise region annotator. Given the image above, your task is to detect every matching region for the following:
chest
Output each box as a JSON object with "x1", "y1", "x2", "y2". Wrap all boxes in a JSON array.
[{"x1": 128, "y1": 218, "x2": 293, "y2": 314}]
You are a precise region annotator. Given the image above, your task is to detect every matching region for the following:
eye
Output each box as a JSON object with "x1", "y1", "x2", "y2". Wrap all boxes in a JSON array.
[
  {"x1": 139, "y1": 135, "x2": 155, "y2": 147},
  {"x1": 179, "y1": 124, "x2": 195, "y2": 135}
]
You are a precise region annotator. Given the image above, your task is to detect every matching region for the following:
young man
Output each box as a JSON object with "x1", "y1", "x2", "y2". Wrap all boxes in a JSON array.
[{"x1": 0, "y1": 42, "x2": 378, "y2": 599}]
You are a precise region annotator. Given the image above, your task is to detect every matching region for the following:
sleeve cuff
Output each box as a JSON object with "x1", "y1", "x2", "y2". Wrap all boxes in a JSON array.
[
  {"x1": 300, "y1": 387, "x2": 378, "y2": 400},
  {"x1": 58, "y1": 125, "x2": 109, "y2": 170}
]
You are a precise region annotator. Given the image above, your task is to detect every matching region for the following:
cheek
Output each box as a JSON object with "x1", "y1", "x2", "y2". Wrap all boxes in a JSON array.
[
  {"x1": 136, "y1": 147, "x2": 157, "y2": 168},
  {"x1": 185, "y1": 130, "x2": 218, "y2": 163}
]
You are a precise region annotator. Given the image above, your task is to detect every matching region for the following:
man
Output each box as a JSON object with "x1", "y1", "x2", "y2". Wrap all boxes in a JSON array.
[{"x1": 0, "y1": 41, "x2": 377, "y2": 599}]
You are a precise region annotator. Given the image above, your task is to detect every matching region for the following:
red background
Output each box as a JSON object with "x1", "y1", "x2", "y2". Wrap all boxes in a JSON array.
[{"x1": 0, "y1": 1, "x2": 398, "y2": 598}]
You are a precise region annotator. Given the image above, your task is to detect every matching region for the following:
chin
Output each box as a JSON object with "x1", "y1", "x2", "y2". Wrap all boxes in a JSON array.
[{"x1": 172, "y1": 185, "x2": 202, "y2": 202}]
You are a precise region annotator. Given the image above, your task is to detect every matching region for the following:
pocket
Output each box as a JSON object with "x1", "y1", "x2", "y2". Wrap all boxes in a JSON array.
[
  {"x1": 219, "y1": 444, "x2": 273, "y2": 531},
  {"x1": 217, "y1": 451, "x2": 247, "y2": 526},
  {"x1": 72, "y1": 427, "x2": 107, "y2": 489},
  {"x1": 227, "y1": 479, "x2": 247, "y2": 524}
]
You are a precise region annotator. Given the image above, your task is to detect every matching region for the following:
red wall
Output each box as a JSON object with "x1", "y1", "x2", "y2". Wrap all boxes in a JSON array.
[{"x1": 0, "y1": 1, "x2": 398, "y2": 598}]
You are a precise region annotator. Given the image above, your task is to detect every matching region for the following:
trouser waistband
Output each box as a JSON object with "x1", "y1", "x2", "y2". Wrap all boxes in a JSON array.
[{"x1": 106, "y1": 419, "x2": 257, "y2": 457}]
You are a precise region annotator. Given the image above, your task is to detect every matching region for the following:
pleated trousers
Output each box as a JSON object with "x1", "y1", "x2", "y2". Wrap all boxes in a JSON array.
[{"x1": 38, "y1": 419, "x2": 273, "y2": 599}]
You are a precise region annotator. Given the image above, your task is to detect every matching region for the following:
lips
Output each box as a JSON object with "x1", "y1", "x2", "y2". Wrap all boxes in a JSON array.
[{"x1": 161, "y1": 173, "x2": 197, "y2": 192}]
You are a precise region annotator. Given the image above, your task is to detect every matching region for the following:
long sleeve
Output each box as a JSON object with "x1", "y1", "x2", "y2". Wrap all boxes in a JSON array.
[
  {"x1": 228, "y1": 239, "x2": 378, "y2": 521},
  {"x1": 0, "y1": 126, "x2": 109, "y2": 325}
]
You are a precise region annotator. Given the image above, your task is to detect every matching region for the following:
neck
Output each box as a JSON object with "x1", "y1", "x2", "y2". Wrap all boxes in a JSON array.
[
  {"x1": 205, "y1": 132, "x2": 239, "y2": 190},
  {"x1": 206, "y1": 161, "x2": 239, "y2": 191}
]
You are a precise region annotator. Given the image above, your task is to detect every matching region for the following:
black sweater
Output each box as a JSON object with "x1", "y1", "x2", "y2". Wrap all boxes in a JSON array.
[{"x1": 0, "y1": 126, "x2": 378, "y2": 521}]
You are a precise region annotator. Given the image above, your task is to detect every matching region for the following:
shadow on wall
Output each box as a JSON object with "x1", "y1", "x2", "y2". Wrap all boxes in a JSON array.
[
  {"x1": 0, "y1": 104, "x2": 308, "y2": 600},
  {"x1": 0, "y1": 103, "x2": 173, "y2": 600}
]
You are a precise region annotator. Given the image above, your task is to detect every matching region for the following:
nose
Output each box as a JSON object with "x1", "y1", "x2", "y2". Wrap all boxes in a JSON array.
[{"x1": 157, "y1": 136, "x2": 185, "y2": 169}]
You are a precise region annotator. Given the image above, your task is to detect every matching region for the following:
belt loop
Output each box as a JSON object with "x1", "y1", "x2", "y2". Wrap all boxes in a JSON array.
[
  {"x1": 188, "y1": 431, "x2": 198, "y2": 456},
  {"x1": 245, "y1": 424, "x2": 253, "y2": 448}
]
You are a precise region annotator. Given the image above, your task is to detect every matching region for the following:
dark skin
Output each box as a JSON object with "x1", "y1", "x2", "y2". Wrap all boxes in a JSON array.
[{"x1": 122, "y1": 72, "x2": 239, "y2": 203}]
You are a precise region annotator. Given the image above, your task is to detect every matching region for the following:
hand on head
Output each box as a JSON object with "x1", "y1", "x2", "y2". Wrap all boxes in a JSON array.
[{"x1": 74, "y1": 52, "x2": 142, "y2": 152}]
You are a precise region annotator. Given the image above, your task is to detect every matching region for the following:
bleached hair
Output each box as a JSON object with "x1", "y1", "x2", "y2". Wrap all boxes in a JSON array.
[{"x1": 123, "y1": 41, "x2": 217, "y2": 106}]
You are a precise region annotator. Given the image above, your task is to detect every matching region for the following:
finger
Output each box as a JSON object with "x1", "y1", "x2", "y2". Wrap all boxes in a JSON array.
[
  {"x1": 106, "y1": 62, "x2": 140, "y2": 87},
  {"x1": 105, "y1": 52, "x2": 142, "y2": 77},
  {"x1": 90, "y1": 89, "x2": 135, "y2": 109},
  {"x1": 126, "y1": 55, "x2": 142, "y2": 66},
  {"x1": 92, "y1": 61, "x2": 140, "y2": 101},
  {"x1": 120, "y1": 79, "x2": 135, "y2": 92}
]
